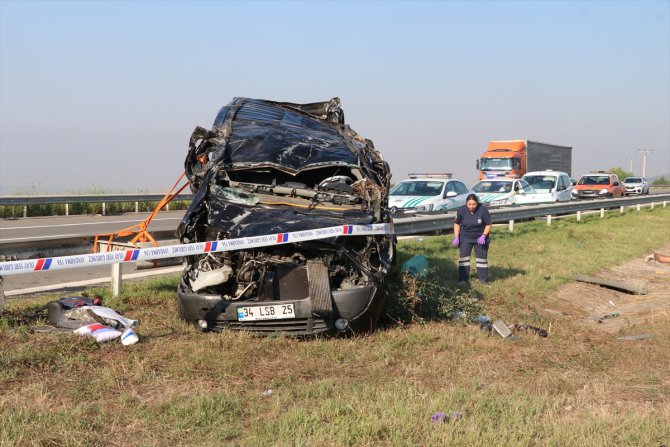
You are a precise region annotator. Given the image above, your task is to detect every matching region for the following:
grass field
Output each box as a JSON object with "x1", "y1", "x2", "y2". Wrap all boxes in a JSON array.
[{"x1": 1, "y1": 207, "x2": 669, "y2": 446}]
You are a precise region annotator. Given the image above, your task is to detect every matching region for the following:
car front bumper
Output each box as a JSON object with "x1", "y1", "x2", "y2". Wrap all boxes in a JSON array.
[{"x1": 177, "y1": 280, "x2": 383, "y2": 336}]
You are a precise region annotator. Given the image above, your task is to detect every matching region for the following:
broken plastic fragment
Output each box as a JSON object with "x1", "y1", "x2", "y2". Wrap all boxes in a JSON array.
[{"x1": 492, "y1": 320, "x2": 512, "y2": 338}]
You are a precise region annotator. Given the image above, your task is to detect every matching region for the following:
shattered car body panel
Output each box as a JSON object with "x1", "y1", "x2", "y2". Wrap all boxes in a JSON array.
[{"x1": 177, "y1": 98, "x2": 394, "y2": 335}]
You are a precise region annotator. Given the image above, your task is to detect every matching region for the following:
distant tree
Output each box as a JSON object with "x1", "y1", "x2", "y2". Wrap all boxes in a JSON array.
[
  {"x1": 652, "y1": 177, "x2": 669, "y2": 185},
  {"x1": 609, "y1": 167, "x2": 633, "y2": 180}
]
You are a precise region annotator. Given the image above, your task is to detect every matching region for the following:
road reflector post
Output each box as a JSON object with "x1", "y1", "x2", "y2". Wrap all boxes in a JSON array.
[
  {"x1": 600, "y1": 208, "x2": 605, "y2": 218},
  {"x1": 620, "y1": 205, "x2": 624, "y2": 214},
  {"x1": 508, "y1": 219, "x2": 514, "y2": 232},
  {"x1": 576, "y1": 211, "x2": 581, "y2": 222},
  {"x1": 650, "y1": 202, "x2": 654, "y2": 210},
  {"x1": 546, "y1": 215, "x2": 552, "y2": 226},
  {"x1": 664, "y1": 201, "x2": 667, "y2": 208},
  {"x1": 23, "y1": 206, "x2": 27, "y2": 218},
  {"x1": 135, "y1": 202, "x2": 139, "y2": 213},
  {"x1": 102, "y1": 202, "x2": 106, "y2": 216},
  {"x1": 65, "y1": 203, "x2": 69, "y2": 216},
  {"x1": 111, "y1": 263, "x2": 122, "y2": 297},
  {"x1": 636, "y1": 204, "x2": 640, "y2": 212}
]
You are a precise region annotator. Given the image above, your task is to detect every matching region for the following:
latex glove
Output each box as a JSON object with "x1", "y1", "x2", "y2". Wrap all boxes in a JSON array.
[
  {"x1": 452, "y1": 236, "x2": 460, "y2": 247},
  {"x1": 477, "y1": 234, "x2": 487, "y2": 245}
]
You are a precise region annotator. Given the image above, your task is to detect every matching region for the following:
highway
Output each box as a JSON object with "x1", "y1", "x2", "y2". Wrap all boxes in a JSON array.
[
  {"x1": 0, "y1": 210, "x2": 185, "y2": 244},
  {"x1": 1, "y1": 194, "x2": 668, "y2": 297}
]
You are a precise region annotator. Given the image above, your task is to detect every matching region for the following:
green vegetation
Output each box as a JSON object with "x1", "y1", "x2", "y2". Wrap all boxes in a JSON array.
[
  {"x1": 1, "y1": 207, "x2": 669, "y2": 446},
  {"x1": 652, "y1": 176, "x2": 669, "y2": 185},
  {"x1": 608, "y1": 166, "x2": 633, "y2": 181}
]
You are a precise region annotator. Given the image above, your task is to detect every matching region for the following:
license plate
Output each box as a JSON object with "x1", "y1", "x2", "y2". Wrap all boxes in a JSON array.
[{"x1": 237, "y1": 303, "x2": 295, "y2": 321}]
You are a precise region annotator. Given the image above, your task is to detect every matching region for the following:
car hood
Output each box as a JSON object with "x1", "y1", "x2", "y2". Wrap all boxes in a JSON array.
[{"x1": 185, "y1": 97, "x2": 361, "y2": 181}]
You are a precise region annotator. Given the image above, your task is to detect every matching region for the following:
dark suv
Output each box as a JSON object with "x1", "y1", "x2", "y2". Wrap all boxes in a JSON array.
[{"x1": 176, "y1": 98, "x2": 394, "y2": 336}]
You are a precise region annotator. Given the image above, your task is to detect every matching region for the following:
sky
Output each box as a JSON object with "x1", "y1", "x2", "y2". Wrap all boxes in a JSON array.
[{"x1": 1, "y1": 0, "x2": 669, "y2": 194}]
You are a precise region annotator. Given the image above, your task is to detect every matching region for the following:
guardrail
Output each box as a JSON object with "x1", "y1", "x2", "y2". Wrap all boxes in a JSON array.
[
  {"x1": 392, "y1": 193, "x2": 670, "y2": 235},
  {"x1": 0, "y1": 193, "x2": 194, "y2": 217},
  {"x1": 0, "y1": 193, "x2": 194, "y2": 206}
]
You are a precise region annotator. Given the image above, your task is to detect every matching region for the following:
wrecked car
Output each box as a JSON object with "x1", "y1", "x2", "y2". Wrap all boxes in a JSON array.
[{"x1": 176, "y1": 98, "x2": 394, "y2": 335}]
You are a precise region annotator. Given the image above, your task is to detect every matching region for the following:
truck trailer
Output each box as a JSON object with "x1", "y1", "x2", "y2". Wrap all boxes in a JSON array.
[{"x1": 476, "y1": 140, "x2": 572, "y2": 180}]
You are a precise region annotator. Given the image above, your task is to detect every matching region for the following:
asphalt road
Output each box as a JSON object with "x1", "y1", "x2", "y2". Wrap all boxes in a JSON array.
[{"x1": 0, "y1": 211, "x2": 185, "y2": 244}]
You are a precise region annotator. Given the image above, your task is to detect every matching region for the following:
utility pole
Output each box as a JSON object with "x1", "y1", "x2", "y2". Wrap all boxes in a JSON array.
[
  {"x1": 638, "y1": 148, "x2": 653, "y2": 178},
  {"x1": 628, "y1": 158, "x2": 633, "y2": 174}
]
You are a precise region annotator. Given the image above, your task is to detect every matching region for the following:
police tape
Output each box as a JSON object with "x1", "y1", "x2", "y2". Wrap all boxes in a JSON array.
[{"x1": 0, "y1": 223, "x2": 393, "y2": 276}]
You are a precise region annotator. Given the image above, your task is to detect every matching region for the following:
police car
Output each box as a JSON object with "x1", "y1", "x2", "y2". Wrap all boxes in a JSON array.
[
  {"x1": 472, "y1": 178, "x2": 546, "y2": 206},
  {"x1": 388, "y1": 174, "x2": 472, "y2": 213}
]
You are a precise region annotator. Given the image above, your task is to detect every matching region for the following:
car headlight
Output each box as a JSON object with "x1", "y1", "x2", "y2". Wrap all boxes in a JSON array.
[
  {"x1": 599, "y1": 189, "x2": 609, "y2": 194},
  {"x1": 415, "y1": 204, "x2": 434, "y2": 212}
]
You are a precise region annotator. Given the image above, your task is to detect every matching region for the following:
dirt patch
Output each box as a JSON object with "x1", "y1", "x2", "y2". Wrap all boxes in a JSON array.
[{"x1": 546, "y1": 247, "x2": 670, "y2": 333}]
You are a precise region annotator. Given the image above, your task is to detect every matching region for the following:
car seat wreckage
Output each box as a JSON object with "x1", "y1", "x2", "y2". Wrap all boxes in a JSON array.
[{"x1": 176, "y1": 97, "x2": 395, "y2": 335}]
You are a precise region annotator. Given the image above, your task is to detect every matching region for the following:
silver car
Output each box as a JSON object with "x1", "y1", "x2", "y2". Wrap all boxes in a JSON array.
[{"x1": 622, "y1": 177, "x2": 649, "y2": 195}]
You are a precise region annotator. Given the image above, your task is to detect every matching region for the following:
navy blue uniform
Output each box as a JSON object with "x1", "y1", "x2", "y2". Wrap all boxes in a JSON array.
[{"x1": 454, "y1": 204, "x2": 491, "y2": 283}]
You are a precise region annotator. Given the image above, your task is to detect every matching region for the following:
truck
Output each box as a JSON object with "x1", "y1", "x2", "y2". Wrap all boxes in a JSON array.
[{"x1": 476, "y1": 140, "x2": 572, "y2": 180}]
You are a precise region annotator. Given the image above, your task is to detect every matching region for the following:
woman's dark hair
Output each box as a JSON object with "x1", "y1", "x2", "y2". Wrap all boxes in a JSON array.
[{"x1": 466, "y1": 193, "x2": 479, "y2": 204}]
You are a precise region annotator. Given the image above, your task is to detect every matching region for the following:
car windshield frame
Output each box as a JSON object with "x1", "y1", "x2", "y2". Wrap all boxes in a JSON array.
[
  {"x1": 472, "y1": 181, "x2": 514, "y2": 193},
  {"x1": 479, "y1": 158, "x2": 517, "y2": 171},
  {"x1": 623, "y1": 177, "x2": 642, "y2": 183},
  {"x1": 523, "y1": 175, "x2": 557, "y2": 192},
  {"x1": 389, "y1": 180, "x2": 445, "y2": 196}
]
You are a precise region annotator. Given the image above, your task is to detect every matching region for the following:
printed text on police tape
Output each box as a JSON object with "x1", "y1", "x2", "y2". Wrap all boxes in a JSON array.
[{"x1": 0, "y1": 224, "x2": 392, "y2": 276}]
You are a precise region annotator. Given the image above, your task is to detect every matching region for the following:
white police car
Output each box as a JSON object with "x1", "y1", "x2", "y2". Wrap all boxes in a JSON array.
[
  {"x1": 388, "y1": 174, "x2": 472, "y2": 213},
  {"x1": 472, "y1": 178, "x2": 546, "y2": 206}
]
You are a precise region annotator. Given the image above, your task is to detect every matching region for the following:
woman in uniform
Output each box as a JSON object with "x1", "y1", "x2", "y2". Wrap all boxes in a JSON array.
[{"x1": 452, "y1": 194, "x2": 492, "y2": 284}]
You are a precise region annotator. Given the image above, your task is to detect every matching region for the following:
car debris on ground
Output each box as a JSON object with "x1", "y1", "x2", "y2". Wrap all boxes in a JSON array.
[
  {"x1": 481, "y1": 319, "x2": 550, "y2": 339},
  {"x1": 597, "y1": 312, "x2": 620, "y2": 323},
  {"x1": 177, "y1": 97, "x2": 393, "y2": 336},
  {"x1": 572, "y1": 273, "x2": 647, "y2": 295},
  {"x1": 617, "y1": 334, "x2": 652, "y2": 341},
  {"x1": 29, "y1": 295, "x2": 139, "y2": 345}
]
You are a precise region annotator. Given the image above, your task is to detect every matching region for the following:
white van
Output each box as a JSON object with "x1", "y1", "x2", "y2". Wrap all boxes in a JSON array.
[
  {"x1": 389, "y1": 174, "x2": 473, "y2": 213},
  {"x1": 522, "y1": 170, "x2": 572, "y2": 202}
]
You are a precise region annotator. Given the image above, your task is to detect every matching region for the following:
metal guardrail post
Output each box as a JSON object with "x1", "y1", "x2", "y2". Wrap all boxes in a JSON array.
[{"x1": 111, "y1": 263, "x2": 122, "y2": 297}]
